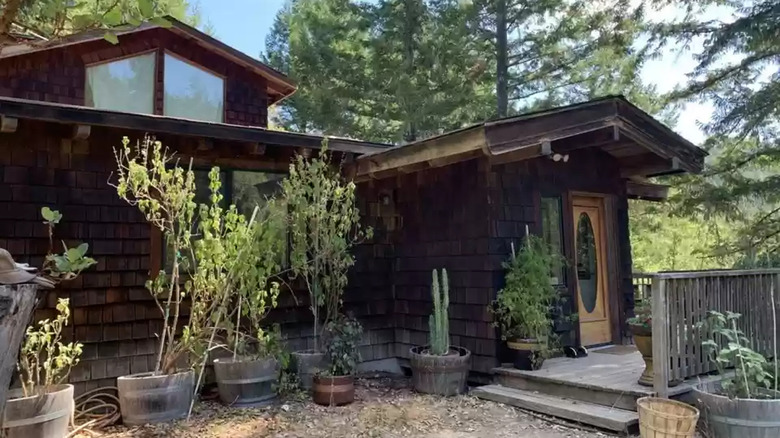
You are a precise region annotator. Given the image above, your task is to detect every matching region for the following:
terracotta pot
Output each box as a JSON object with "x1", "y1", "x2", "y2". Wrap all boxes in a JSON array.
[
  {"x1": 312, "y1": 375, "x2": 354, "y2": 406},
  {"x1": 507, "y1": 339, "x2": 544, "y2": 371},
  {"x1": 630, "y1": 324, "x2": 653, "y2": 386}
]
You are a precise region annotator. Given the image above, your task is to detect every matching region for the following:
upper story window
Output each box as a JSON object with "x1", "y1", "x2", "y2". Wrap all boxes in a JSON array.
[
  {"x1": 85, "y1": 52, "x2": 155, "y2": 114},
  {"x1": 163, "y1": 53, "x2": 225, "y2": 123}
]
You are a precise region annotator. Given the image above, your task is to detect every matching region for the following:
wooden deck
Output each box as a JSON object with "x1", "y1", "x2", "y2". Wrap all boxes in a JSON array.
[{"x1": 492, "y1": 346, "x2": 721, "y2": 410}]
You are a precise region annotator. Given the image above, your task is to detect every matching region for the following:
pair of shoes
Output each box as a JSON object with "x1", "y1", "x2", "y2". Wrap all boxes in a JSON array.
[{"x1": 562, "y1": 346, "x2": 589, "y2": 358}]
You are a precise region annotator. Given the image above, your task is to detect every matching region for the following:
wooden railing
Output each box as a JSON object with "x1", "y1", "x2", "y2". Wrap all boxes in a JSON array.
[{"x1": 650, "y1": 269, "x2": 780, "y2": 397}]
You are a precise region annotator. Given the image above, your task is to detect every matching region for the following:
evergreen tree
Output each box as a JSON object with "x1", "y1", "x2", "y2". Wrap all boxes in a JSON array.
[{"x1": 649, "y1": 0, "x2": 780, "y2": 260}]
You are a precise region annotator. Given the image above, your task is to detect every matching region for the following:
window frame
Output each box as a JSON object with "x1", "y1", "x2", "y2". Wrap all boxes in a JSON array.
[
  {"x1": 84, "y1": 49, "x2": 158, "y2": 114},
  {"x1": 162, "y1": 50, "x2": 227, "y2": 123}
]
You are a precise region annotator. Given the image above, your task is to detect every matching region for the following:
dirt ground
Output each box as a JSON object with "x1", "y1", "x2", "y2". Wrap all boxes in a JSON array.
[{"x1": 86, "y1": 374, "x2": 626, "y2": 438}]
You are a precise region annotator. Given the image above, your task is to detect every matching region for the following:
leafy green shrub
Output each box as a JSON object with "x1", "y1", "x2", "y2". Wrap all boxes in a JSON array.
[
  {"x1": 323, "y1": 315, "x2": 363, "y2": 376},
  {"x1": 490, "y1": 235, "x2": 563, "y2": 342},
  {"x1": 41, "y1": 207, "x2": 96, "y2": 281},
  {"x1": 700, "y1": 311, "x2": 778, "y2": 399},
  {"x1": 18, "y1": 299, "x2": 83, "y2": 396},
  {"x1": 627, "y1": 300, "x2": 652, "y2": 331},
  {"x1": 281, "y1": 141, "x2": 371, "y2": 351}
]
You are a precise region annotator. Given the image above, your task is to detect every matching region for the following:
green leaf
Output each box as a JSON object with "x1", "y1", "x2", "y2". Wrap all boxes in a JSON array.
[
  {"x1": 103, "y1": 32, "x2": 119, "y2": 45},
  {"x1": 149, "y1": 17, "x2": 172, "y2": 28},
  {"x1": 139, "y1": 0, "x2": 155, "y2": 17},
  {"x1": 76, "y1": 243, "x2": 89, "y2": 257}
]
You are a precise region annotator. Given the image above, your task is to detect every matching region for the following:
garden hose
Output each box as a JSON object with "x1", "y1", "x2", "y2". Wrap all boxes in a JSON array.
[{"x1": 67, "y1": 386, "x2": 121, "y2": 437}]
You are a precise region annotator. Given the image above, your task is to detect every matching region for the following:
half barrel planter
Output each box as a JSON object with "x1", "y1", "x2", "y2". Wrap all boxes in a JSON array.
[
  {"x1": 3, "y1": 384, "x2": 73, "y2": 438},
  {"x1": 117, "y1": 370, "x2": 194, "y2": 426},
  {"x1": 409, "y1": 346, "x2": 471, "y2": 396},
  {"x1": 213, "y1": 356, "x2": 279, "y2": 407},
  {"x1": 291, "y1": 350, "x2": 325, "y2": 391},
  {"x1": 312, "y1": 375, "x2": 355, "y2": 406},
  {"x1": 693, "y1": 382, "x2": 780, "y2": 438}
]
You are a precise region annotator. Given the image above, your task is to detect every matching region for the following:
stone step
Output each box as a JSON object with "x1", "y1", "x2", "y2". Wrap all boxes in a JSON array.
[{"x1": 472, "y1": 384, "x2": 639, "y2": 434}]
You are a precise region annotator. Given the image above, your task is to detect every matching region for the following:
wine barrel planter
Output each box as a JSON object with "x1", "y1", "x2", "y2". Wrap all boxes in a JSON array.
[
  {"x1": 312, "y1": 375, "x2": 355, "y2": 406},
  {"x1": 291, "y1": 350, "x2": 324, "y2": 391},
  {"x1": 507, "y1": 339, "x2": 544, "y2": 371},
  {"x1": 117, "y1": 370, "x2": 194, "y2": 426},
  {"x1": 409, "y1": 345, "x2": 471, "y2": 396},
  {"x1": 2, "y1": 384, "x2": 73, "y2": 438},
  {"x1": 213, "y1": 357, "x2": 279, "y2": 407},
  {"x1": 693, "y1": 382, "x2": 780, "y2": 438}
]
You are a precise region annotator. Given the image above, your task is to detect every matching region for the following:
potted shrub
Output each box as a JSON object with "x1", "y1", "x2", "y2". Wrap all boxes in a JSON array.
[
  {"x1": 113, "y1": 137, "x2": 220, "y2": 424},
  {"x1": 3, "y1": 207, "x2": 95, "y2": 438},
  {"x1": 410, "y1": 269, "x2": 471, "y2": 396},
  {"x1": 4, "y1": 299, "x2": 83, "y2": 438},
  {"x1": 312, "y1": 316, "x2": 363, "y2": 406},
  {"x1": 489, "y1": 235, "x2": 562, "y2": 370},
  {"x1": 693, "y1": 310, "x2": 780, "y2": 437},
  {"x1": 188, "y1": 167, "x2": 287, "y2": 407},
  {"x1": 627, "y1": 300, "x2": 653, "y2": 386},
  {"x1": 281, "y1": 142, "x2": 371, "y2": 390}
]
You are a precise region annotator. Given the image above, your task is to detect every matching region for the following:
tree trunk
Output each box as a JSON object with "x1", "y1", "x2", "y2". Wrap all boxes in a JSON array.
[
  {"x1": 495, "y1": 0, "x2": 508, "y2": 118},
  {"x1": 402, "y1": 0, "x2": 419, "y2": 142},
  {"x1": 0, "y1": 284, "x2": 39, "y2": 426},
  {"x1": 0, "y1": 0, "x2": 24, "y2": 42}
]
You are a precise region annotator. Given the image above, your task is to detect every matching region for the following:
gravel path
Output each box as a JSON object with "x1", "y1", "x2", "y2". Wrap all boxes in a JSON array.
[{"x1": 87, "y1": 375, "x2": 626, "y2": 438}]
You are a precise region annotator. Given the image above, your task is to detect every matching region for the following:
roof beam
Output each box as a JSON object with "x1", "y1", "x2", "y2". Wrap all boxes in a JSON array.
[{"x1": 626, "y1": 180, "x2": 670, "y2": 201}]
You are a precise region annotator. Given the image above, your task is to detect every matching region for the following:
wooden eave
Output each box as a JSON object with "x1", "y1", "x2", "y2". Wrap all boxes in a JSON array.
[
  {"x1": 354, "y1": 96, "x2": 707, "y2": 181},
  {"x1": 0, "y1": 17, "x2": 296, "y2": 105},
  {"x1": 0, "y1": 96, "x2": 389, "y2": 155},
  {"x1": 626, "y1": 179, "x2": 670, "y2": 202}
]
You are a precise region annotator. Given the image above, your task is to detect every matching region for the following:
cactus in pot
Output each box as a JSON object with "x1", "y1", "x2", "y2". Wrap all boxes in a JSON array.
[{"x1": 428, "y1": 269, "x2": 450, "y2": 355}]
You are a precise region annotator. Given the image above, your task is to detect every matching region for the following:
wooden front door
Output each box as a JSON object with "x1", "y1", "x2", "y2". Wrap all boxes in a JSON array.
[{"x1": 572, "y1": 196, "x2": 612, "y2": 346}]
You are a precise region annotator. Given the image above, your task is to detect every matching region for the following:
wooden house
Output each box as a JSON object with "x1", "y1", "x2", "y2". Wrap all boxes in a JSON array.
[{"x1": 0, "y1": 18, "x2": 706, "y2": 393}]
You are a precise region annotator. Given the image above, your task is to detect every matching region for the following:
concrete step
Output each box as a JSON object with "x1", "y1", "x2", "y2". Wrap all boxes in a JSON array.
[
  {"x1": 472, "y1": 384, "x2": 639, "y2": 434},
  {"x1": 494, "y1": 366, "x2": 647, "y2": 411}
]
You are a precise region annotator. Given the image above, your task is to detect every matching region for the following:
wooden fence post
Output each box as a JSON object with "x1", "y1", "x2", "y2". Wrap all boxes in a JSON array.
[
  {"x1": 651, "y1": 275, "x2": 669, "y2": 398},
  {"x1": 0, "y1": 284, "x2": 39, "y2": 425}
]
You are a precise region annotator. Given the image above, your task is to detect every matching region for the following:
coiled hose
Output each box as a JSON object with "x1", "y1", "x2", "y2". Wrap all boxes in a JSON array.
[{"x1": 67, "y1": 387, "x2": 121, "y2": 437}]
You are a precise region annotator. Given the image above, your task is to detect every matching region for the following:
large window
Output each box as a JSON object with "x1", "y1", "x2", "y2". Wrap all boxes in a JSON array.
[
  {"x1": 86, "y1": 52, "x2": 155, "y2": 113},
  {"x1": 541, "y1": 196, "x2": 566, "y2": 285},
  {"x1": 163, "y1": 53, "x2": 225, "y2": 122}
]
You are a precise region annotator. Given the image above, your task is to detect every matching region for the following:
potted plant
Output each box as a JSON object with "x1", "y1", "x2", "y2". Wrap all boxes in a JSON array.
[
  {"x1": 3, "y1": 207, "x2": 95, "y2": 438},
  {"x1": 113, "y1": 136, "x2": 221, "y2": 424},
  {"x1": 693, "y1": 310, "x2": 780, "y2": 437},
  {"x1": 3, "y1": 299, "x2": 83, "y2": 438},
  {"x1": 489, "y1": 235, "x2": 562, "y2": 370},
  {"x1": 281, "y1": 141, "x2": 371, "y2": 390},
  {"x1": 200, "y1": 173, "x2": 287, "y2": 407},
  {"x1": 410, "y1": 269, "x2": 471, "y2": 396},
  {"x1": 312, "y1": 315, "x2": 363, "y2": 406},
  {"x1": 627, "y1": 300, "x2": 653, "y2": 386}
]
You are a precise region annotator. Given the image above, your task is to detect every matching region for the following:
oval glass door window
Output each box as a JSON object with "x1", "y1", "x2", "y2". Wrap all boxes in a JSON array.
[{"x1": 576, "y1": 213, "x2": 598, "y2": 313}]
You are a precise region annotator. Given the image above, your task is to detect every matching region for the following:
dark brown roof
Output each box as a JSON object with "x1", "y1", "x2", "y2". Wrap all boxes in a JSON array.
[
  {"x1": 0, "y1": 96, "x2": 389, "y2": 155},
  {"x1": 355, "y1": 96, "x2": 708, "y2": 180},
  {"x1": 0, "y1": 17, "x2": 296, "y2": 104}
]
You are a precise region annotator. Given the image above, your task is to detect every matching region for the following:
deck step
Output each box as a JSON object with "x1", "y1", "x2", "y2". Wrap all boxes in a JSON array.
[{"x1": 472, "y1": 385, "x2": 639, "y2": 433}]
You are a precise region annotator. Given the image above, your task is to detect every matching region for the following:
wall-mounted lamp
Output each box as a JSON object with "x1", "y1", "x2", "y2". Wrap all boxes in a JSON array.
[{"x1": 550, "y1": 153, "x2": 570, "y2": 162}]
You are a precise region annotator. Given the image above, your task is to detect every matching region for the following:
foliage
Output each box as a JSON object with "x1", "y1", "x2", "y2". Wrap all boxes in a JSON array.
[
  {"x1": 626, "y1": 300, "x2": 651, "y2": 331},
  {"x1": 114, "y1": 135, "x2": 200, "y2": 374},
  {"x1": 281, "y1": 141, "x2": 371, "y2": 351},
  {"x1": 40, "y1": 207, "x2": 97, "y2": 282},
  {"x1": 0, "y1": 0, "x2": 200, "y2": 46},
  {"x1": 18, "y1": 298, "x2": 83, "y2": 396},
  {"x1": 490, "y1": 235, "x2": 562, "y2": 341},
  {"x1": 428, "y1": 268, "x2": 450, "y2": 356},
  {"x1": 192, "y1": 167, "x2": 284, "y2": 362},
  {"x1": 643, "y1": 0, "x2": 780, "y2": 261},
  {"x1": 322, "y1": 315, "x2": 363, "y2": 376},
  {"x1": 699, "y1": 311, "x2": 778, "y2": 400}
]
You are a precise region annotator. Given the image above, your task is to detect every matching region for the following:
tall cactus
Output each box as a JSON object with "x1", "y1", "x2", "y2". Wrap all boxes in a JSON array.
[{"x1": 428, "y1": 268, "x2": 450, "y2": 355}]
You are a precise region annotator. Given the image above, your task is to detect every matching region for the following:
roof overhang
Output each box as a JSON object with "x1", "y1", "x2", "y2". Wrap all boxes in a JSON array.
[
  {"x1": 0, "y1": 17, "x2": 296, "y2": 104},
  {"x1": 353, "y1": 96, "x2": 707, "y2": 181},
  {"x1": 0, "y1": 96, "x2": 389, "y2": 155}
]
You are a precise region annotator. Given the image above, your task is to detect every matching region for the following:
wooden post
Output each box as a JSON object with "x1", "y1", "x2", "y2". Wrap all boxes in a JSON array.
[
  {"x1": 0, "y1": 284, "x2": 39, "y2": 424},
  {"x1": 652, "y1": 275, "x2": 670, "y2": 398}
]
